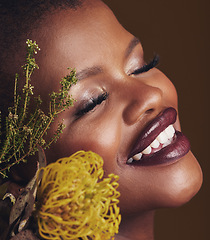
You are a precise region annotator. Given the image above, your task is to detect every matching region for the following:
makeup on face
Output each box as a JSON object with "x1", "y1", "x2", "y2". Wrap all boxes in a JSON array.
[
  {"x1": 127, "y1": 107, "x2": 190, "y2": 166},
  {"x1": 23, "y1": 0, "x2": 202, "y2": 215},
  {"x1": 73, "y1": 53, "x2": 159, "y2": 119}
]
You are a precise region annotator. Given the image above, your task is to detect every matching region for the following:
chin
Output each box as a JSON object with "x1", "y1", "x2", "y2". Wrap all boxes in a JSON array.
[
  {"x1": 154, "y1": 151, "x2": 203, "y2": 209},
  {"x1": 117, "y1": 150, "x2": 202, "y2": 216}
]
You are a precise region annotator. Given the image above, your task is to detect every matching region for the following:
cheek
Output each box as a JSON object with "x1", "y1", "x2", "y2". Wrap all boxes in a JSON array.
[
  {"x1": 117, "y1": 151, "x2": 202, "y2": 215},
  {"x1": 151, "y1": 69, "x2": 178, "y2": 108},
  {"x1": 162, "y1": 79, "x2": 178, "y2": 108},
  {"x1": 154, "y1": 71, "x2": 182, "y2": 131},
  {"x1": 60, "y1": 115, "x2": 122, "y2": 175}
]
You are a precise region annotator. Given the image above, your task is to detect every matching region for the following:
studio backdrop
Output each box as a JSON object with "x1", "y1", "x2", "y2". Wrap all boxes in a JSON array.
[{"x1": 104, "y1": 0, "x2": 210, "y2": 239}]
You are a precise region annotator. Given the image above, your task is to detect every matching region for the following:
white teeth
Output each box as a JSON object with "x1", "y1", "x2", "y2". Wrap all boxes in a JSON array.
[
  {"x1": 162, "y1": 138, "x2": 173, "y2": 148},
  {"x1": 133, "y1": 152, "x2": 143, "y2": 161},
  {"x1": 165, "y1": 124, "x2": 175, "y2": 139},
  {"x1": 127, "y1": 125, "x2": 176, "y2": 164},
  {"x1": 142, "y1": 145, "x2": 152, "y2": 155},
  {"x1": 156, "y1": 131, "x2": 168, "y2": 144},
  {"x1": 150, "y1": 139, "x2": 160, "y2": 149},
  {"x1": 156, "y1": 125, "x2": 175, "y2": 144},
  {"x1": 127, "y1": 158, "x2": 133, "y2": 163}
]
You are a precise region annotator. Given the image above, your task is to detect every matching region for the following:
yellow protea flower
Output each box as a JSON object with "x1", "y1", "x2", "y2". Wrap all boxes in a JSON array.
[{"x1": 36, "y1": 151, "x2": 121, "y2": 240}]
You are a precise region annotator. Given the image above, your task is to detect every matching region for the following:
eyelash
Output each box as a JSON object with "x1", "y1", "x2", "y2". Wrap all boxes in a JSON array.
[
  {"x1": 75, "y1": 55, "x2": 159, "y2": 118},
  {"x1": 75, "y1": 92, "x2": 109, "y2": 117},
  {"x1": 130, "y1": 54, "x2": 160, "y2": 75}
]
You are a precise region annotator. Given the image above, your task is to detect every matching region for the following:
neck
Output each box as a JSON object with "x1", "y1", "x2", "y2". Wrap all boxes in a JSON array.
[{"x1": 115, "y1": 210, "x2": 155, "y2": 240}]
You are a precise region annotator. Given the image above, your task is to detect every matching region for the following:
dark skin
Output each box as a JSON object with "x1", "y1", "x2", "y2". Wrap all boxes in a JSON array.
[{"x1": 6, "y1": 0, "x2": 202, "y2": 239}]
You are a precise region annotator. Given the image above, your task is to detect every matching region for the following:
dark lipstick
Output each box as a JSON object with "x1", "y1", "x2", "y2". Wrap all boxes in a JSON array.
[{"x1": 127, "y1": 107, "x2": 190, "y2": 166}]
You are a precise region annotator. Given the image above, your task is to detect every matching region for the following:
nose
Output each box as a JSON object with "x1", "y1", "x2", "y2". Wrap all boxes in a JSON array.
[{"x1": 122, "y1": 79, "x2": 163, "y2": 125}]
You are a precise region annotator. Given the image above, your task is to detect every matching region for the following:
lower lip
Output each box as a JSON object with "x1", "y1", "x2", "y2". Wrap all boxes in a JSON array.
[{"x1": 129, "y1": 131, "x2": 190, "y2": 166}]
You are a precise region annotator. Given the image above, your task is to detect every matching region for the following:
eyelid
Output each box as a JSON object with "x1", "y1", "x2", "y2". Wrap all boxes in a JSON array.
[
  {"x1": 130, "y1": 55, "x2": 160, "y2": 75},
  {"x1": 75, "y1": 91, "x2": 108, "y2": 118}
]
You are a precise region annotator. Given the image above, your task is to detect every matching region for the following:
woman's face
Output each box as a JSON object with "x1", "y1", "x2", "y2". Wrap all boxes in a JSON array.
[{"x1": 27, "y1": 0, "x2": 202, "y2": 215}]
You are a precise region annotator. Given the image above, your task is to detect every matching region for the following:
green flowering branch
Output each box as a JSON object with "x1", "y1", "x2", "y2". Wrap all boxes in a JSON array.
[{"x1": 0, "y1": 40, "x2": 77, "y2": 178}]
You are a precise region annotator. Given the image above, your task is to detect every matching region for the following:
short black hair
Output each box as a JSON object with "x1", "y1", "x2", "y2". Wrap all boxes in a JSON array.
[
  {"x1": 0, "y1": 0, "x2": 83, "y2": 59},
  {"x1": 0, "y1": 0, "x2": 83, "y2": 116}
]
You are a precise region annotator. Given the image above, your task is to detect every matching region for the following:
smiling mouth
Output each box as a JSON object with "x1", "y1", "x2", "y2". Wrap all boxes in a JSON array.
[{"x1": 127, "y1": 107, "x2": 190, "y2": 166}]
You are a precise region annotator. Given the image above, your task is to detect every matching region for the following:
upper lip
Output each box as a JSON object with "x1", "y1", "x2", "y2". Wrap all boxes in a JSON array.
[{"x1": 128, "y1": 107, "x2": 177, "y2": 159}]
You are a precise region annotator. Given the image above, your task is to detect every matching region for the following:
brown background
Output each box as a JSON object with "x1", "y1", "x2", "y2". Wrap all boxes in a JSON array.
[{"x1": 104, "y1": 0, "x2": 210, "y2": 239}]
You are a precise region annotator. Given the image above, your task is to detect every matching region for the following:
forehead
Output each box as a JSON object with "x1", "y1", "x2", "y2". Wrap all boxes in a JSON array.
[{"x1": 32, "y1": 1, "x2": 133, "y2": 76}]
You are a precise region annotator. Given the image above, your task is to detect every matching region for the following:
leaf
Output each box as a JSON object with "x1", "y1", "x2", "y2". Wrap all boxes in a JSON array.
[
  {"x1": 36, "y1": 145, "x2": 46, "y2": 184},
  {"x1": 9, "y1": 188, "x2": 30, "y2": 226},
  {"x1": 0, "y1": 198, "x2": 13, "y2": 239},
  {"x1": 0, "y1": 182, "x2": 9, "y2": 200},
  {"x1": 9, "y1": 168, "x2": 37, "y2": 226},
  {"x1": 10, "y1": 229, "x2": 39, "y2": 240},
  {"x1": 8, "y1": 147, "x2": 46, "y2": 237},
  {"x1": 37, "y1": 145, "x2": 46, "y2": 169}
]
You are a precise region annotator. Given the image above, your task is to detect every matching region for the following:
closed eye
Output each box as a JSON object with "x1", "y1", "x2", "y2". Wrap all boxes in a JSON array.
[
  {"x1": 75, "y1": 92, "x2": 108, "y2": 117},
  {"x1": 130, "y1": 55, "x2": 159, "y2": 75}
]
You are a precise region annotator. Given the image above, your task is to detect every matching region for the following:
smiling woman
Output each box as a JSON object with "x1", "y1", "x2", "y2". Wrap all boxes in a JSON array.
[{"x1": 0, "y1": 0, "x2": 203, "y2": 239}]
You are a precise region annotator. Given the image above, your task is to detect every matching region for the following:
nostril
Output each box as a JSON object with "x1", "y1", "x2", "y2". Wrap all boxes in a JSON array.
[
  {"x1": 122, "y1": 83, "x2": 163, "y2": 125},
  {"x1": 145, "y1": 108, "x2": 154, "y2": 114}
]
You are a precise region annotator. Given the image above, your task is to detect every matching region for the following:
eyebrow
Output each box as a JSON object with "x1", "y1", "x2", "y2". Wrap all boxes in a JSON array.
[
  {"x1": 124, "y1": 37, "x2": 141, "y2": 59},
  {"x1": 76, "y1": 66, "x2": 103, "y2": 81},
  {"x1": 76, "y1": 37, "x2": 140, "y2": 81}
]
